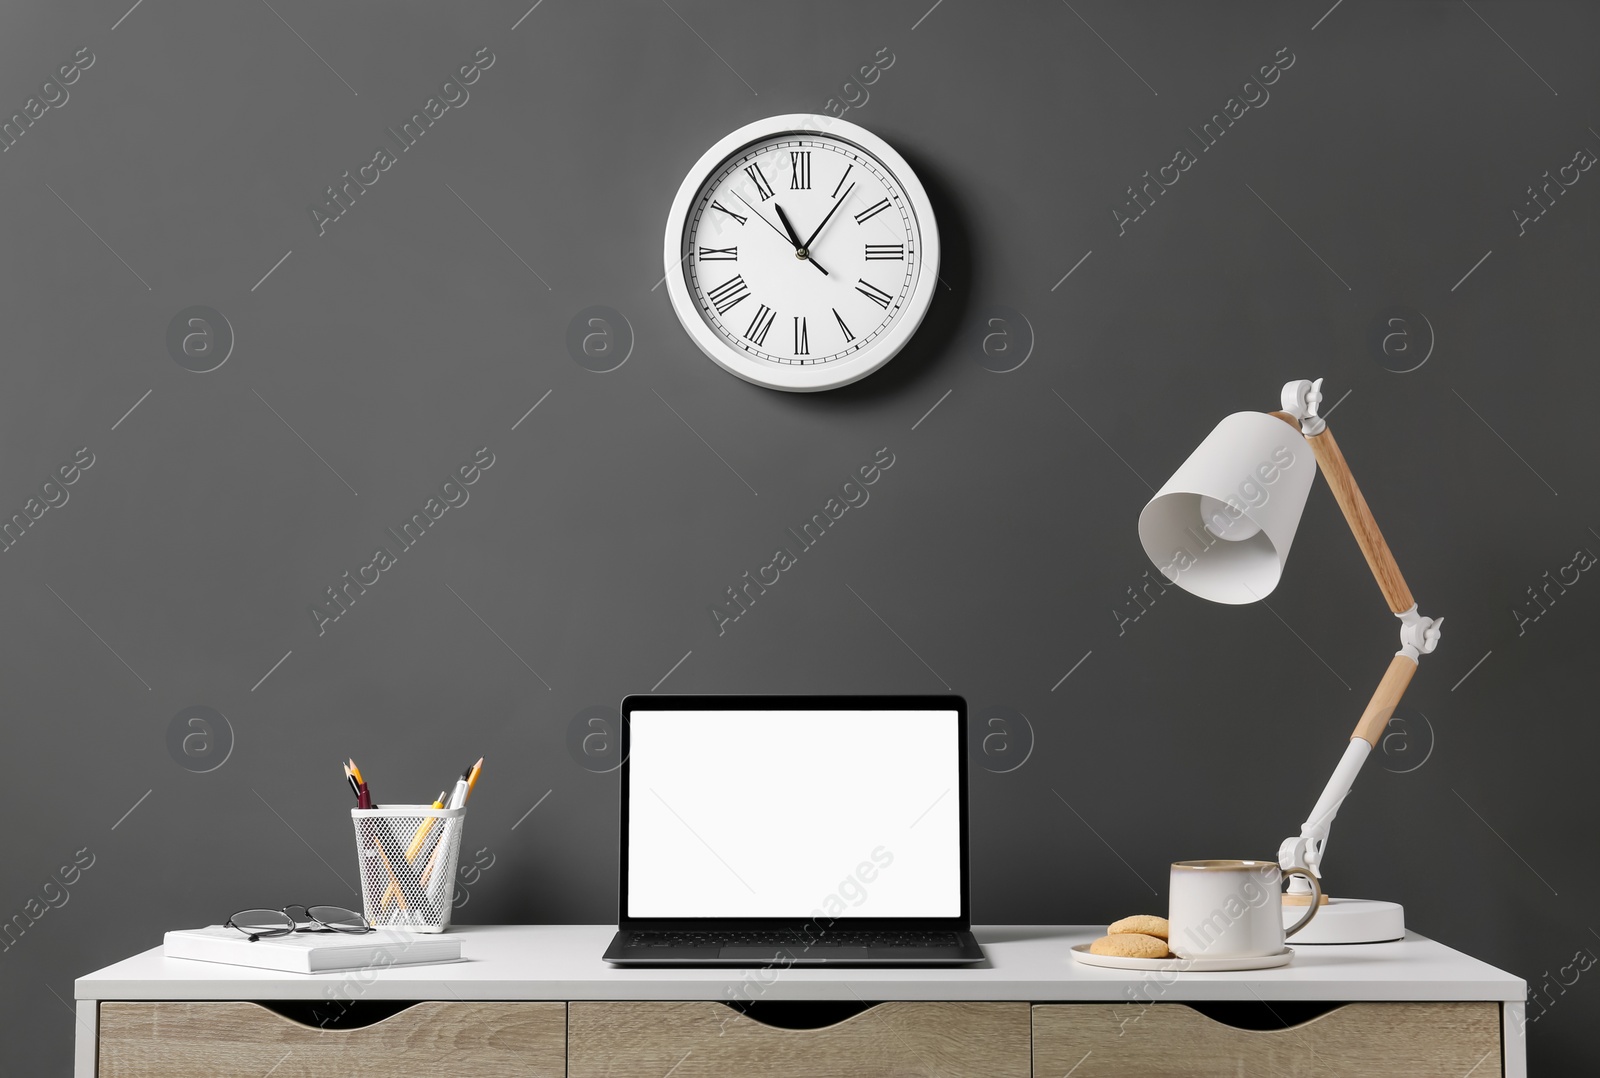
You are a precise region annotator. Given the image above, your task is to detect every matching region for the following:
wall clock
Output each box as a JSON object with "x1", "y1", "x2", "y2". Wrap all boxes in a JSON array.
[{"x1": 663, "y1": 114, "x2": 940, "y2": 392}]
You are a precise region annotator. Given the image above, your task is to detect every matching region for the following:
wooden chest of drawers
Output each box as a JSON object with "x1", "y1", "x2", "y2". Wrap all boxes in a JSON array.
[
  {"x1": 89, "y1": 997, "x2": 1509, "y2": 1077},
  {"x1": 73, "y1": 926, "x2": 1527, "y2": 1078}
]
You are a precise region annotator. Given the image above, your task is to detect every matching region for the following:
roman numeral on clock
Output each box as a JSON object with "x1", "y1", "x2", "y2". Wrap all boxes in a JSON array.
[
  {"x1": 707, "y1": 275, "x2": 749, "y2": 315},
  {"x1": 744, "y1": 163, "x2": 774, "y2": 201},
  {"x1": 856, "y1": 280, "x2": 894, "y2": 309},
  {"x1": 794, "y1": 316, "x2": 808, "y2": 355},
  {"x1": 744, "y1": 304, "x2": 776, "y2": 347},
  {"x1": 854, "y1": 198, "x2": 891, "y2": 224},
  {"x1": 698, "y1": 246, "x2": 738, "y2": 261},
  {"x1": 832, "y1": 307, "x2": 854, "y2": 343},
  {"x1": 790, "y1": 151, "x2": 811, "y2": 189},
  {"x1": 865, "y1": 244, "x2": 905, "y2": 260},
  {"x1": 710, "y1": 200, "x2": 747, "y2": 225}
]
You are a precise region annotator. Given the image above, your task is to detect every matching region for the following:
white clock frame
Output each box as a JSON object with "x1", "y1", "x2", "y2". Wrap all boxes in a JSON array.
[{"x1": 662, "y1": 114, "x2": 941, "y2": 392}]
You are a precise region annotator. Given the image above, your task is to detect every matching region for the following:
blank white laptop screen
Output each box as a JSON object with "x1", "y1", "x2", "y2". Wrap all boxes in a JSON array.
[{"x1": 626, "y1": 708, "x2": 961, "y2": 919}]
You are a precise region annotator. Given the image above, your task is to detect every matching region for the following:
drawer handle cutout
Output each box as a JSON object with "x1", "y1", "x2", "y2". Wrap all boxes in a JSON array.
[
  {"x1": 720, "y1": 1000, "x2": 875, "y2": 1030},
  {"x1": 256, "y1": 999, "x2": 423, "y2": 1030},
  {"x1": 1184, "y1": 1000, "x2": 1343, "y2": 1031}
]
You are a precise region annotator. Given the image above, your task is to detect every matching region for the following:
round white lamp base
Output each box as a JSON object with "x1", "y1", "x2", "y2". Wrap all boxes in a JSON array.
[{"x1": 1283, "y1": 897, "x2": 1405, "y2": 944}]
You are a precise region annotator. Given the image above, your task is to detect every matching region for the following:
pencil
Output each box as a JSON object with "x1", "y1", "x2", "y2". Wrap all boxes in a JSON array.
[
  {"x1": 404, "y1": 791, "x2": 448, "y2": 864},
  {"x1": 376, "y1": 839, "x2": 408, "y2": 915}
]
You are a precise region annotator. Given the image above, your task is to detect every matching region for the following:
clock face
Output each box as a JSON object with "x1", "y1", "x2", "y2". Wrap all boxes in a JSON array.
[{"x1": 664, "y1": 116, "x2": 939, "y2": 392}]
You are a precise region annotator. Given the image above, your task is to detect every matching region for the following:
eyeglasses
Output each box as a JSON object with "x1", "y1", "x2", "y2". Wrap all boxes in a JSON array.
[{"x1": 224, "y1": 904, "x2": 372, "y2": 942}]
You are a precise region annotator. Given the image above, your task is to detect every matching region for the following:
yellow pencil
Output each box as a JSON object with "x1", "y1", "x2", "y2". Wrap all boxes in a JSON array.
[{"x1": 404, "y1": 791, "x2": 448, "y2": 864}]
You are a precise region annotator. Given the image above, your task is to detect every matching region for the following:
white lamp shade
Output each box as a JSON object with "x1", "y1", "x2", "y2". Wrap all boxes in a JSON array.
[{"x1": 1138, "y1": 412, "x2": 1315, "y2": 604}]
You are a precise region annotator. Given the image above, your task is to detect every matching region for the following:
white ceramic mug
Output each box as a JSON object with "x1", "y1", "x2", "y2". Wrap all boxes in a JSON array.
[{"x1": 1167, "y1": 859, "x2": 1321, "y2": 959}]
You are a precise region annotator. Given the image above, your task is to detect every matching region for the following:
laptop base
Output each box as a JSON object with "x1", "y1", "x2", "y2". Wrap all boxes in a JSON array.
[{"x1": 603, "y1": 929, "x2": 985, "y2": 967}]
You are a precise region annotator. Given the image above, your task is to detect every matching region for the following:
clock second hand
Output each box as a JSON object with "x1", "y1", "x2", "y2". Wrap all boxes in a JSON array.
[{"x1": 732, "y1": 192, "x2": 829, "y2": 275}]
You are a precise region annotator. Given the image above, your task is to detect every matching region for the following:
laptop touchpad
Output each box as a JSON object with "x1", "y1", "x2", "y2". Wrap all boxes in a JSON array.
[{"x1": 719, "y1": 946, "x2": 871, "y2": 960}]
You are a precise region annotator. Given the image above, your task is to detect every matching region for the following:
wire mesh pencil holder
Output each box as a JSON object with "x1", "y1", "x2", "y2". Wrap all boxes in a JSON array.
[{"x1": 351, "y1": 805, "x2": 466, "y2": 933}]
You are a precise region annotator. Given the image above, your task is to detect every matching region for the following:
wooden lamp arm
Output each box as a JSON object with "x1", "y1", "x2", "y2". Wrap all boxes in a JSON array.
[
  {"x1": 1267, "y1": 410, "x2": 1413, "y2": 613},
  {"x1": 1351, "y1": 655, "x2": 1418, "y2": 748},
  {"x1": 1302, "y1": 426, "x2": 1415, "y2": 615}
]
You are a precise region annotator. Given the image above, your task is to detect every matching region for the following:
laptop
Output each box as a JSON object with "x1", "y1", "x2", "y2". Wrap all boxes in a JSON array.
[{"x1": 603, "y1": 694, "x2": 984, "y2": 966}]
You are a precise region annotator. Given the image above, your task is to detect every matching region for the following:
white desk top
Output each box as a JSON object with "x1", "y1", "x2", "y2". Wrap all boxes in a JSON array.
[{"x1": 76, "y1": 925, "x2": 1524, "y2": 1003}]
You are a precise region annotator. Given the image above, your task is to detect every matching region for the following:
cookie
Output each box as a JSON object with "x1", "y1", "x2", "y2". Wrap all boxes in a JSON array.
[
  {"x1": 1108, "y1": 914, "x2": 1169, "y2": 940},
  {"x1": 1089, "y1": 933, "x2": 1169, "y2": 959}
]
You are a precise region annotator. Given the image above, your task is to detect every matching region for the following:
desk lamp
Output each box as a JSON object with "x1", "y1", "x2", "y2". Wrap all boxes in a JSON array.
[{"x1": 1137, "y1": 378, "x2": 1441, "y2": 944}]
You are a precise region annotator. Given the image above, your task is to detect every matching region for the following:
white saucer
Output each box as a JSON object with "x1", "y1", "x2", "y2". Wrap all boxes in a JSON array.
[{"x1": 1070, "y1": 944, "x2": 1294, "y2": 972}]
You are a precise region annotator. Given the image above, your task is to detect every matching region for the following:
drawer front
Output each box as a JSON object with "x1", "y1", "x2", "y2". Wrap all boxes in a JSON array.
[
  {"x1": 569, "y1": 1000, "x2": 1030, "y2": 1078},
  {"x1": 1032, "y1": 1002, "x2": 1501, "y2": 1077},
  {"x1": 98, "y1": 1001, "x2": 565, "y2": 1078}
]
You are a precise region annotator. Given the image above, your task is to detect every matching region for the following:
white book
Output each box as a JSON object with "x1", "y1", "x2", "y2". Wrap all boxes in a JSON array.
[{"x1": 163, "y1": 925, "x2": 460, "y2": 974}]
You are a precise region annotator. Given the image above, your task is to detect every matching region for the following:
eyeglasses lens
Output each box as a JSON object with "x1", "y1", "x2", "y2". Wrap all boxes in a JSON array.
[
  {"x1": 229, "y1": 909, "x2": 294, "y2": 937},
  {"x1": 308, "y1": 905, "x2": 370, "y2": 932}
]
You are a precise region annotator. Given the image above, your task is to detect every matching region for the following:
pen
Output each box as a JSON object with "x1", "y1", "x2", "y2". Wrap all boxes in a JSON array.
[
  {"x1": 349, "y1": 758, "x2": 372, "y2": 810},
  {"x1": 351, "y1": 756, "x2": 402, "y2": 914},
  {"x1": 445, "y1": 766, "x2": 471, "y2": 810},
  {"x1": 350, "y1": 761, "x2": 383, "y2": 914}
]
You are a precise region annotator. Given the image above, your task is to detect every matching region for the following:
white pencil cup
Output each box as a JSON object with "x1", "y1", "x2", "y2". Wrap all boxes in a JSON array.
[{"x1": 351, "y1": 805, "x2": 466, "y2": 933}]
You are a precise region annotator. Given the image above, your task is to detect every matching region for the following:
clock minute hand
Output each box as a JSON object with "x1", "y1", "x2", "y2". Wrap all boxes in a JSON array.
[
  {"x1": 775, "y1": 203, "x2": 828, "y2": 276},
  {"x1": 800, "y1": 182, "x2": 855, "y2": 251}
]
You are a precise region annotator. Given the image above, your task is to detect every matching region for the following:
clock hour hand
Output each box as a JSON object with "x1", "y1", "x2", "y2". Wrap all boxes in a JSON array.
[
  {"x1": 774, "y1": 202, "x2": 805, "y2": 248},
  {"x1": 775, "y1": 203, "x2": 829, "y2": 276}
]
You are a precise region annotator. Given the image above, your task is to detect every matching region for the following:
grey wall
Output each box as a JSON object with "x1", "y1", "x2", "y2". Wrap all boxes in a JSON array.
[{"x1": 1, "y1": 0, "x2": 1596, "y2": 1072}]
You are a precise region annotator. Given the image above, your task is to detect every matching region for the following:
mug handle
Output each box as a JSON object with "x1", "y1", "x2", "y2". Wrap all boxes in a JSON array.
[{"x1": 1282, "y1": 867, "x2": 1322, "y2": 939}]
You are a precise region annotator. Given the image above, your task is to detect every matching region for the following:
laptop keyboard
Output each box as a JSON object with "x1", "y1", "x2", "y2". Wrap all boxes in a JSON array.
[{"x1": 626, "y1": 930, "x2": 961, "y2": 949}]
